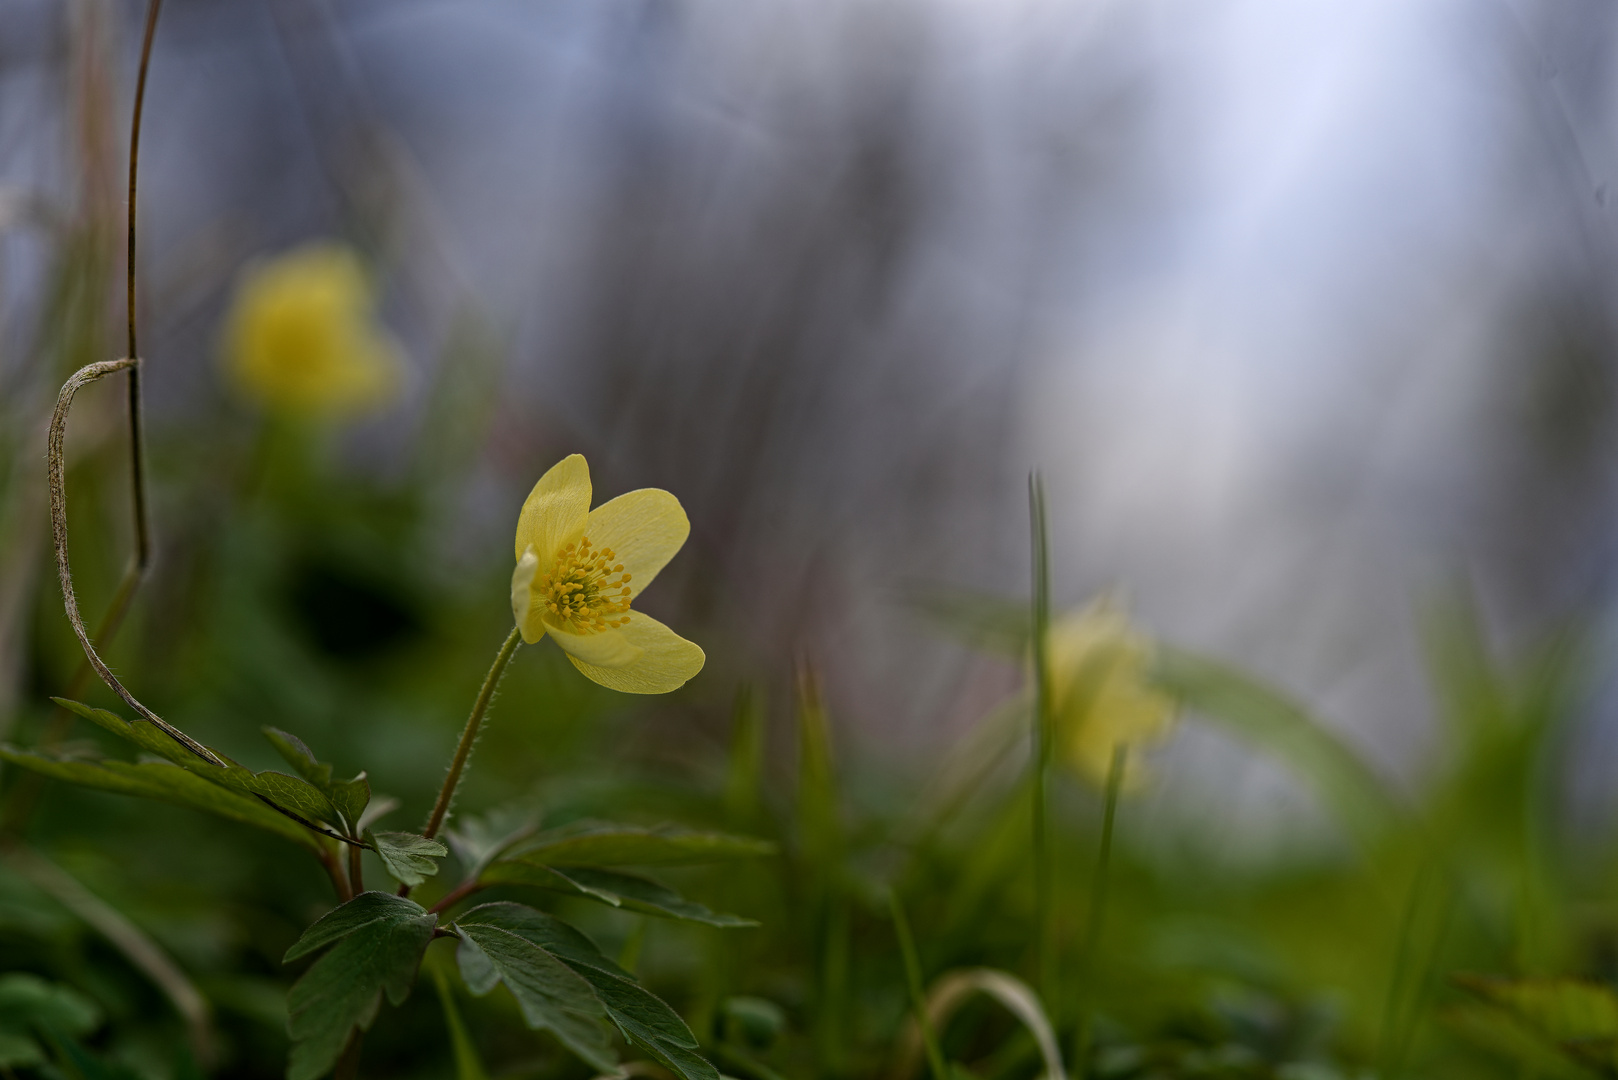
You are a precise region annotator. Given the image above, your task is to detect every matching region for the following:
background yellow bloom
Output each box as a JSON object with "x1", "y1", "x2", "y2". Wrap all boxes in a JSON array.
[
  {"x1": 1047, "y1": 598, "x2": 1176, "y2": 788},
  {"x1": 220, "y1": 242, "x2": 402, "y2": 417},
  {"x1": 511, "y1": 454, "x2": 705, "y2": 694}
]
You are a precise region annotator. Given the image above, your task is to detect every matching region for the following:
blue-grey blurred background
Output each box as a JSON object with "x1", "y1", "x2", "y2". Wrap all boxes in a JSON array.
[{"x1": 4, "y1": 0, "x2": 1618, "y2": 849}]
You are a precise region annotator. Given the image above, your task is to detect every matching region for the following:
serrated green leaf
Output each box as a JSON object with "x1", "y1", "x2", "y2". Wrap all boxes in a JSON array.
[
  {"x1": 284, "y1": 892, "x2": 436, "y2": 1080},
  {"x1": 455, "y1": 903, "x2": 716, "y2": 1080},
  {"x1": 284, "y1": 892, "x2": 430, "y2": 962},
  {"x1": 328, "y1": 776, "x2": 371, "y2": 832},
  {"x1": 368, "y1": 831, "x2": 448, "y2": 887},
  {"x1": 263, "y1": 728, "x2": 371, "y2": 833},
  {"x1": 582, "y1": 965, "x2": 718, "y2": 1080},
  {"x1": 263, "y1": 728, "x2": 332, "y2": 788},
  {"x1": 52, "y1": 697, "x2": 140, "y2": 739},
  {"x1": 457, "y1": 903, "x2": 630, "y2": 978},
  {"x1": 454, "y1": 911, "x2": 616, "y2": 1071},
  {"x1": 53, "y1": 699, "x2": 342, "y2": 830},
  {"x1": 0, "y1": 746, "x2": 320, "y2": 851},
  {"x1": 483, "y1": 862, "x2": 755, "y2": 927},
  {"x1": 0, "y1": 973, "x2": 100, "y2": 1035},
  {"x1": 506, "y1": 821, "x2": 774, "y2": 867}
]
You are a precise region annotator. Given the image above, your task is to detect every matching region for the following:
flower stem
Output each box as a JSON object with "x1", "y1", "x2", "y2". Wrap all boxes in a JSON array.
[
  {"x1": 1028, "y1": 473, "x2": 1056, "y2": 1014},
  {"x1": 409, "y1": 627, "x2": 522, "y2": 893}
]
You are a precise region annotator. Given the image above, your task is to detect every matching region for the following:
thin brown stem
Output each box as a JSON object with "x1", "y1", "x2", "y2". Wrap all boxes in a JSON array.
[
  {"x1": 126, "y1": 0, "x2": 162, "y2": 569},
  {"x1": 404, "y1": 627, "x2": 521, "y2": 898},
  {"x1": 427, "y1": 878, "x2": 485, "y2": 916},
  {"x1": 320, "y1": 845, "x2": 353, "y2": 903}
]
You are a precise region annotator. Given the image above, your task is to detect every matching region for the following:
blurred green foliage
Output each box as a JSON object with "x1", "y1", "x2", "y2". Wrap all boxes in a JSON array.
[{"x1": 6, "y1": 364, "x2": 1614, "y2": 1080}]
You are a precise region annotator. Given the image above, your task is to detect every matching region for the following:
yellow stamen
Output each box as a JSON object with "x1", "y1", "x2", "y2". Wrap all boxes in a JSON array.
[{"x1": 529, "y1": 535, "x2": 635, "y2": 634}]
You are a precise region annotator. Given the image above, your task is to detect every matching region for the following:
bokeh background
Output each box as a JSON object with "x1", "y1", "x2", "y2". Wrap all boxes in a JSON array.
[{"x1": 5, "y1": 2, "x2": 1618, "y2": 1076}]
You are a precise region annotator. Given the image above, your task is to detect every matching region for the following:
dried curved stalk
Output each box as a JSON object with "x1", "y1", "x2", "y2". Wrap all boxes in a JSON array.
[
  {"x1": 47, "y1": 357, "x2": 224, "y2": 766},
  {"x1": 892, "y1": 967, "x2": 1067, "y2": 1080}
]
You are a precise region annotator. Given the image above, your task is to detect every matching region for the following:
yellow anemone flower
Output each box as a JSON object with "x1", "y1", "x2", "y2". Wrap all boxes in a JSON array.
[
  {"x1": 510, "y1": 454, "x2": 705, "y2": 694},
  {"x1": 221, "y1": 242, "x2": 402, "y2": 417},
  {"x1": 1047, "y1": 598, "x2": 1176, "y2": 789}
]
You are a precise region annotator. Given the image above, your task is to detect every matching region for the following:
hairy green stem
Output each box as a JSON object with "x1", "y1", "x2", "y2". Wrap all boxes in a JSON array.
[{"x1": 406, "y1": 627, "x2": 522, "y2": 896}]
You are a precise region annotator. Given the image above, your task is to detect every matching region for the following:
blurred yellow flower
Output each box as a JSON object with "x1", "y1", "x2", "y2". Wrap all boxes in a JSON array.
[
  {"x1": 221, "y1": 242, "x2": 401, "y2": 416},
  {"x1": 1046, "y1": 598, "x2": 1176, "y2": 788},
  {"x1": 510, "y1": 454, "x2": 705, "y2": 694}
]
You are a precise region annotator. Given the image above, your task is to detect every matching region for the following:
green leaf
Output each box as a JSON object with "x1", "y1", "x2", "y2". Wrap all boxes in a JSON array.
[
  {"x1": 584, "y1": 967, "x2": 719, "y2": 1080},
  {"x1": 285, "y1": 892, "x2": 431, "y2": 962},
  {"x1": 506, "y1": 821, "x2": 774, "y2": 867},
  {"x1": 263, "y1": 728, "x2": 332, "y2": 788},
  {"x1": 484, "y1": 862, "x2": 756, "y2": 927},
  {"x1": 0, "y1": 973, "x2": 100, "y2": 1035},
  {"x1": 1148, "y1": 650, "x2": 1402, "y2": 846},
  {"x1": 369, "y1": 831, "x2": 448, "y2": 887},
  {"x1": 284, "y1": 892, "x2": 436, "y2": 1080},
  {"x1": 455, "y1": 903, "x2": 717, "y2": 1080},
  {"x1": 328, "y1": 777, "x2": 371, "y2": 833},
  {"x1": 54, "y1": 699, "x2": 343, "y2": 831},
  {"x1": 454, "y1": 907, "x2": 616, "y2": 1071},
  {"x1": 263, "y1": 727, "x2": 371, "y2": 833},
  {"x1": 0, "y1": 746, "x2": 320, "y2": 851}
]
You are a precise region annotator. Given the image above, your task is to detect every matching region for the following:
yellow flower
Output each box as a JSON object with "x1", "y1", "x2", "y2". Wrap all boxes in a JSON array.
[
  {"x1": 221, "y1": 242, "x2": 402, "y2": 417},
  {"x1": 510, "y1": 454, "x2": 705, "y2": 694},
  {"x1": 1046, "y1": 597, "x2": 1176, "y2": 788}
]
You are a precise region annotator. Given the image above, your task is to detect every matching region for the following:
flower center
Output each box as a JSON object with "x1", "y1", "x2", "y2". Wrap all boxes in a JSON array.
[{"x1": 537, "y1": 536, "x2": 633, "y2": 633}]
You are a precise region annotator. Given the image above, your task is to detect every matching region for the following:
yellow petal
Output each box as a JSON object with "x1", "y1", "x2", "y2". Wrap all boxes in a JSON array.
[
  {"x1": 546, "y1": 623, "x2": 644, "y2": 669},
  {"x1": 510, "y1": 547, "x2": 548, "y2": 644},
  {"x1": 515, "y1": 454, "x2": 591, "y2": 562},
  {"x1": 564, "y1": 611, "x2": 704, "y2": 694},
  {"x1": 583, "y1": 489, "x2": 689, "y2": 599}
]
